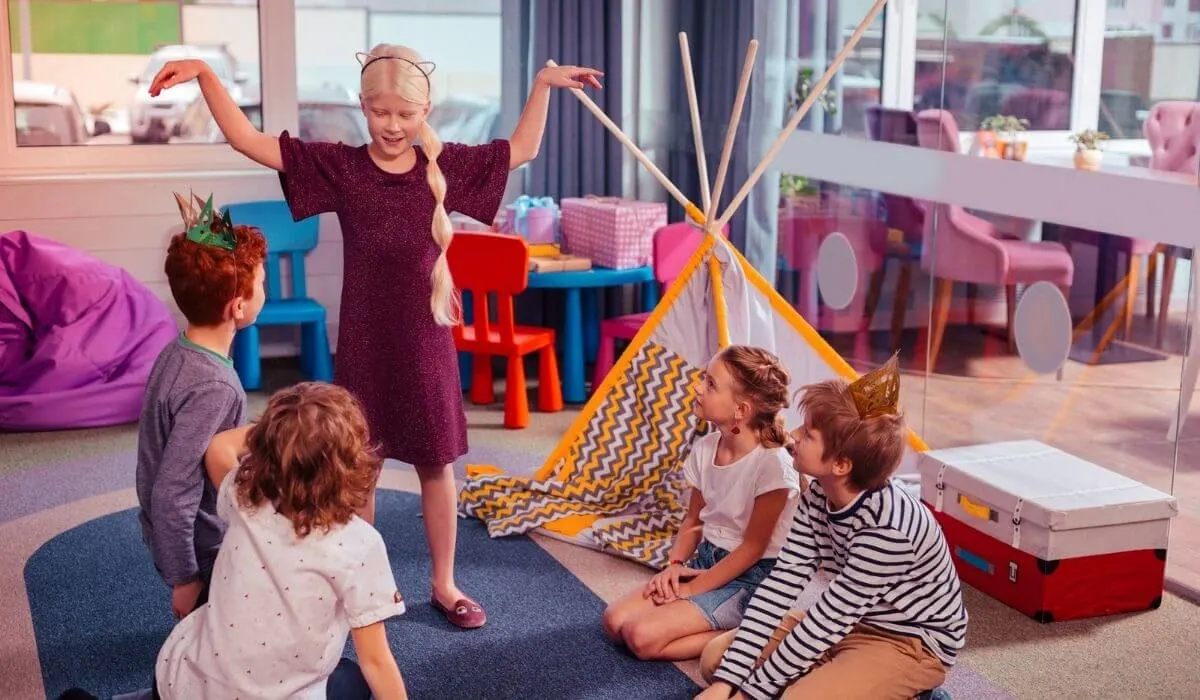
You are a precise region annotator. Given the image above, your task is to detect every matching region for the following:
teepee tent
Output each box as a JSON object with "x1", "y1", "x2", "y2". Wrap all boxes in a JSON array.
[{"x1": 459, "y1": 0, "x2": 919, "y2": 569}]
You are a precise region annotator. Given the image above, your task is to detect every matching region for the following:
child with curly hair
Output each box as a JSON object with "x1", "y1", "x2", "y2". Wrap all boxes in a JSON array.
[
  {"x1": 154, "y1": 381, "x2": 406, "y2": 699},
  {"x1": 602, "y1": 345, "x2": 802, "y2": 662},
  {"x1": 136, "y1": 193, "x2": 267, "y2": 620}
]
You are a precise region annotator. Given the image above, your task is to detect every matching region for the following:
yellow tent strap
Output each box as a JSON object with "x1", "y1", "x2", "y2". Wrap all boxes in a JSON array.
[{"x1": 708, "y1": 244, "x2": 731, "y2": 349}]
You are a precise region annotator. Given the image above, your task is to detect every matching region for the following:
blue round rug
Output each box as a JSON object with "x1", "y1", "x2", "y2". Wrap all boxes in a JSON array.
[{"x1": 26, "y1": 489, "x2": 699, "y2": 699}]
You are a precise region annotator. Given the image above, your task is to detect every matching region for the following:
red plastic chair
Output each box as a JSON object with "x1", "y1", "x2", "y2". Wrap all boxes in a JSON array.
[
  {"x1": 449, "y1": 232, "x2": 563, "y2": 429},
  {"x1": 591, "y1": 222, "x2": 715, "y2": 390}
]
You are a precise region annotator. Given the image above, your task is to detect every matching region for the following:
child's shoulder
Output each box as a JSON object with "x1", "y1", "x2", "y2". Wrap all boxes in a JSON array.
[
  {"x1": 322, "y1": 516, "x2": 388, "y2": 559},
  {"x1": 145, "y1": 338, "x2": 241, "y2": 405}
]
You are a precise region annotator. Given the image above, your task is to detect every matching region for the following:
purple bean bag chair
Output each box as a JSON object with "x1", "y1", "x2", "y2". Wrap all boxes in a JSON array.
[{"x1": 0, "y1": 231, "x2": 178, "y2": 431}]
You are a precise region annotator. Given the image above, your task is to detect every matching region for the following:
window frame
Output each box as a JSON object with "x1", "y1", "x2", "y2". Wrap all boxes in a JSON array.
[
  {"x1": 0, "y1": 0, "x2": 298, "y2": 179},
  {"x1": 879, "y1": 0, "x2": 1148, "y2": 154}
]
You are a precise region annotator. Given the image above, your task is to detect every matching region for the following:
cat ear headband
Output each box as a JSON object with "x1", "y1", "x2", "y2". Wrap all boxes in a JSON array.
[
  {"x1": 355, "y1": 52, "x2": 436, "y2": 85},
  {"x1": 174, "y1": 191, "x2": 236, "y2": 252}
]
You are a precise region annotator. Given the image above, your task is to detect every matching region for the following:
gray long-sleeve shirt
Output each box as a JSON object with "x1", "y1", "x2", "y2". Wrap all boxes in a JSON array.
[{"x1": 135, "y1": 333, "x2": 246, "y2": 586}]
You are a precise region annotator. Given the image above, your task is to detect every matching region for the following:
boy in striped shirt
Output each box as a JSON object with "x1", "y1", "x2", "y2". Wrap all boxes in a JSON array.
[{"x1": 697, "y1": 356, "x2": 967, "y2": 699}]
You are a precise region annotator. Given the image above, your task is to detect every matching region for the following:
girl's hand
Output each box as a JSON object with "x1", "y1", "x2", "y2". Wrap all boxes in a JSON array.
[
  {"x1": 149, "y1": 59, "x2": 211, "y2": 97},
  {"x1": 643, "y1": 564, "x2": 700, "y2": 601},
  {"x1": 537, "y1": 65, "x2": 604, "y2": 90}
]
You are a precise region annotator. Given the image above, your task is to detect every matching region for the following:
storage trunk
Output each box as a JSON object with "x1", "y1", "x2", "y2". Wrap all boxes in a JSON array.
[{"x1": 916, "y1": 440, "x2": 1177, "y2": 622}]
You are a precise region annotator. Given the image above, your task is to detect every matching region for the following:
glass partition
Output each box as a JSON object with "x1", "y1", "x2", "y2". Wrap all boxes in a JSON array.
[{"x1": 764, "y1": 0, "x2": 1200, "y2": 592}]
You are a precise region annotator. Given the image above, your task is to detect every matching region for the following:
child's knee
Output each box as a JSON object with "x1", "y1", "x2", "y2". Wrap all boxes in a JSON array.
[
  {"x1": 624, "y1": 619, "x2": 663, "y2": 660},
  {"x1": 700, "y1": 630, "x2": 736, "y2": 683},
  {"x1": 601, "y1": 603, "x2": 624, "y2": 640}
]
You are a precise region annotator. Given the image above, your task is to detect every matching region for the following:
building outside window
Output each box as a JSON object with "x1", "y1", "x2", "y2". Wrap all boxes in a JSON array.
[{"x1": 913, "y1": 0, "x2": 1079, "y2": 133}]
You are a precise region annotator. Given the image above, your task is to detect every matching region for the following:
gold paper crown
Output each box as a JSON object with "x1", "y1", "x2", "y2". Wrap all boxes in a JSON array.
[{"x1": 849, "y1": 352, "x2": 901, "y2": 419}]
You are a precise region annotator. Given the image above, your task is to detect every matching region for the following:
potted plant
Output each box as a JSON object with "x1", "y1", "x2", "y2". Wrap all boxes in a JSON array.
[
  {"x1": 1069, "y1": 128, "x2": 1109, "y2": 171},
  {"x1": 780, "y1": 173, "x2": 821, "y2": 211},
  {"x1": 981, "y1": 115, "x2": 1030, "y2": 161},
  {"x1": 778, "y1": 67, "x2": 838, "y2": 211}
]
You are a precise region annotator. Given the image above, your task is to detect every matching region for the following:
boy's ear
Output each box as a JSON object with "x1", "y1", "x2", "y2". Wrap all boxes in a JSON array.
[
  {"x1": 224, "y1": 295, "x2": 248, "y2": 324},
  {"x1": 831, "y1": 456, "x2": 853, "y2": 478}
]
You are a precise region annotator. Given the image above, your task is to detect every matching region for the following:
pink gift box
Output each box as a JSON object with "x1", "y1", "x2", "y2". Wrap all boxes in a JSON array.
[{"x1": 559, "y1": 196, "x2": 667, "y2": 269}]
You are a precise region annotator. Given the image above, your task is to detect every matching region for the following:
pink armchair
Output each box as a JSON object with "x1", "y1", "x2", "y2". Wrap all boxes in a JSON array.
[
  {"x1": 1144, "y1": 101, "x2": 1200, "y2": 347},
  {"x1": 915, "y1": 110, "x2": 1076, "y2": 370}
]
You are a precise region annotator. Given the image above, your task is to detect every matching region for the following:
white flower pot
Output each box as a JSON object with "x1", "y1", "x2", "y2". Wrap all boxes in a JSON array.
[{"x1": 1074, "y1": 149, "x2": 1103, "y2": 171}]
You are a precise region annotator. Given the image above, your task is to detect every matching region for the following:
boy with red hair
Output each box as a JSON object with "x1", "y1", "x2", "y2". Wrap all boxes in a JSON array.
[{"x1": 136, "y1": 193, "x2": 267, "y2": 620}]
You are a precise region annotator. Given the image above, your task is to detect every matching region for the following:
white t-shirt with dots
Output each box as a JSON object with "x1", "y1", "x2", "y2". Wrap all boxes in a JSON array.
[{"x1": 155, "y1": 466, "x2": 405, "y2": 699}]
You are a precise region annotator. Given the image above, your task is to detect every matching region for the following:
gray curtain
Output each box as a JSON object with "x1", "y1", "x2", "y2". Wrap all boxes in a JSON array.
[
  {"x1": 744, "y1": 0, "x2": 800, "y2": 278},
  {"x1": 665, "y1": 0, "x2": 755, "y2": 251},
  {"x1": 525, "y1": 0, "x2": 624, "y2": 200}
]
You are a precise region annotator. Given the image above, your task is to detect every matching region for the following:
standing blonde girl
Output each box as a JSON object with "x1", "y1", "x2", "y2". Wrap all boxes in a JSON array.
[{"x1": 148, "y1": 45, "x2": 602, "y2": 629}]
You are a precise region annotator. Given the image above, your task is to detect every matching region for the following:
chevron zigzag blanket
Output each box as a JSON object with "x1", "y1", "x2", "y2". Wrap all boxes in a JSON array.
[{"x1": 458, "y1": 341, "x2": 707, "y2": 569}]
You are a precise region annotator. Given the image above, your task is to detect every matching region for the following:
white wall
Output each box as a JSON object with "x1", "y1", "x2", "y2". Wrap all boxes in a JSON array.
[{"x1": 0, "y1": 172, "x2": 349, "y2": 358}]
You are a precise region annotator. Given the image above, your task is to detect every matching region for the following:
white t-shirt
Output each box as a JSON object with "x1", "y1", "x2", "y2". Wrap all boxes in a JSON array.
[
  {"x1": 682, "y1": 431, "x2": 802, "y2": 558},
  {"x1": 155, "y1": 467, "x2": 405, "y2": 699}
]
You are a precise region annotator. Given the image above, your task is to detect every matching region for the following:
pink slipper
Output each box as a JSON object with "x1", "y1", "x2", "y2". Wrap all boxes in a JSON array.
[{"x1": 432, "y1": 596, "x2": 487, "y2": 629}]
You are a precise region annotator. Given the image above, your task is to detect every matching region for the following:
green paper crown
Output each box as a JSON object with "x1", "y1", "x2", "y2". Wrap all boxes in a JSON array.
[{"x1": 174, "y1": 192, "x2": 236, "y2": 252}]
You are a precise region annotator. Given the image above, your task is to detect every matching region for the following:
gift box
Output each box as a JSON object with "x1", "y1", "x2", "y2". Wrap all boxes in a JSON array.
[
  {"x1": 917, "y1": 440, "x2": 1177, "y2": 623},
  {"x1": 560, "y1": 196, "x2": 667, "y2": 270},
  {"x1": 500, "y1": 195, "x2": 559, "y2": 246}
]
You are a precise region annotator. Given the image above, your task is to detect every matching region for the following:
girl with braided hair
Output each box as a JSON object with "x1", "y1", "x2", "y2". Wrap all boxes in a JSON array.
[
  {"x1": 602, "y1": 345, "x2": 803, "y2": 663},
  {"x1": 147, "y1": 44, "x2": 602, "y2": 630}
]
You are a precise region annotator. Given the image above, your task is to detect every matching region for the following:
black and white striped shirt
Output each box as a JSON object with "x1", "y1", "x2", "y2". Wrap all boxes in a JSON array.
[{"x1": 712, "y1": 479, "x2": 968, "y2": 699}]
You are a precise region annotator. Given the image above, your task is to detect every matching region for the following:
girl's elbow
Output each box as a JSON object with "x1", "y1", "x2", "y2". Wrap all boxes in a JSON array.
[{"x1": 510, "y1": 141, "x2": 538, "y2": 168}]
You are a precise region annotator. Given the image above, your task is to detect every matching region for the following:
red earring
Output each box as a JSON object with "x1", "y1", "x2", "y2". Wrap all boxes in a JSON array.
[{"x1": 731, "y1": 426, "x2": 741, "y2": 435}]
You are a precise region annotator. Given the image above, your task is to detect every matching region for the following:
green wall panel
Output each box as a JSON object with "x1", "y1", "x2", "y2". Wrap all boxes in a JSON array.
[{"x1": 9, "y1": 1, "x2": 181, "y2": 55}]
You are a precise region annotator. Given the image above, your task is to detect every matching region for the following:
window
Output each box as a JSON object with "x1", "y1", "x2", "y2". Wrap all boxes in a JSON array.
[
  {"x1": 913, "y1": 0, "x2": 1079, "y2": 132},
  {"x1": 0, "y1": 0, "x2": 288, "y2": 176},
  {"x1": 292, "y1": 1, "x2": 502, "y2": 147},
  {"x1": 792, "y1": 1, "x2": 886, "y2": 137},
  {"x1": 1098, "y1": 0, "x2": 1200, "y2": 141},
  {"x1": 8, "y1": 0, "x2": 261, "y2": 148}
]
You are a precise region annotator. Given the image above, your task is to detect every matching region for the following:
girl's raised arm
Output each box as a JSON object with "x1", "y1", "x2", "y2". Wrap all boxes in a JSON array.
[{"x1": 150, "y1": 59, "x2": 283, "y2": 171}]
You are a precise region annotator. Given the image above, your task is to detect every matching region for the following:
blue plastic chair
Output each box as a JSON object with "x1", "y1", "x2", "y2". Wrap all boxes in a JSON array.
[{"x1": 225, "y1": 200, "x2": 334, "y2": 390}]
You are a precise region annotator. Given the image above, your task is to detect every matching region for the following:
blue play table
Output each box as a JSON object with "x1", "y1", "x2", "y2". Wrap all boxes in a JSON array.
[{"x1": 527, "y1": 266, "x2": 659, "y2": 403}]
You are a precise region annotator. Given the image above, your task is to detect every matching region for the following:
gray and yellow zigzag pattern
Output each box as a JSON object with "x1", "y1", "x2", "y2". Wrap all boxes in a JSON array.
[{"x1": 459, "y1": 340, "x2": 705, "y2": 568}]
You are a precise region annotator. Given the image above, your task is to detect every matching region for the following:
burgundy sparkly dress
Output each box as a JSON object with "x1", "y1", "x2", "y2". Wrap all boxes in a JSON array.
[{"x1": 277, "y1": 131, "x2": 510, "y2": 466}]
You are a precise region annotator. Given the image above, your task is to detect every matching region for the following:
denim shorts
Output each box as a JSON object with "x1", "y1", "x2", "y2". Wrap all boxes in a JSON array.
[{"x1": 687, "y1": 540, "x2": 776, "y2": 630}]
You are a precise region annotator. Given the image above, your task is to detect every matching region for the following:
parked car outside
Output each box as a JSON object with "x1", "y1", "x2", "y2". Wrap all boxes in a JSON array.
[
  {"x1": 174, "y1": 83, "x2": 370, "y2": 147},
  {"x1": 427, "y1": 95, "x2": 502, "y2": 146},
  {"x1": 14, "y1": 80, "x2": 109, "y2": 146},
  {"x1": 129, "y1": 44, "x2": 250, "y2": 144},
  {"x1": 174, "y1": 88, "x2": 501, "y2": 149}
]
